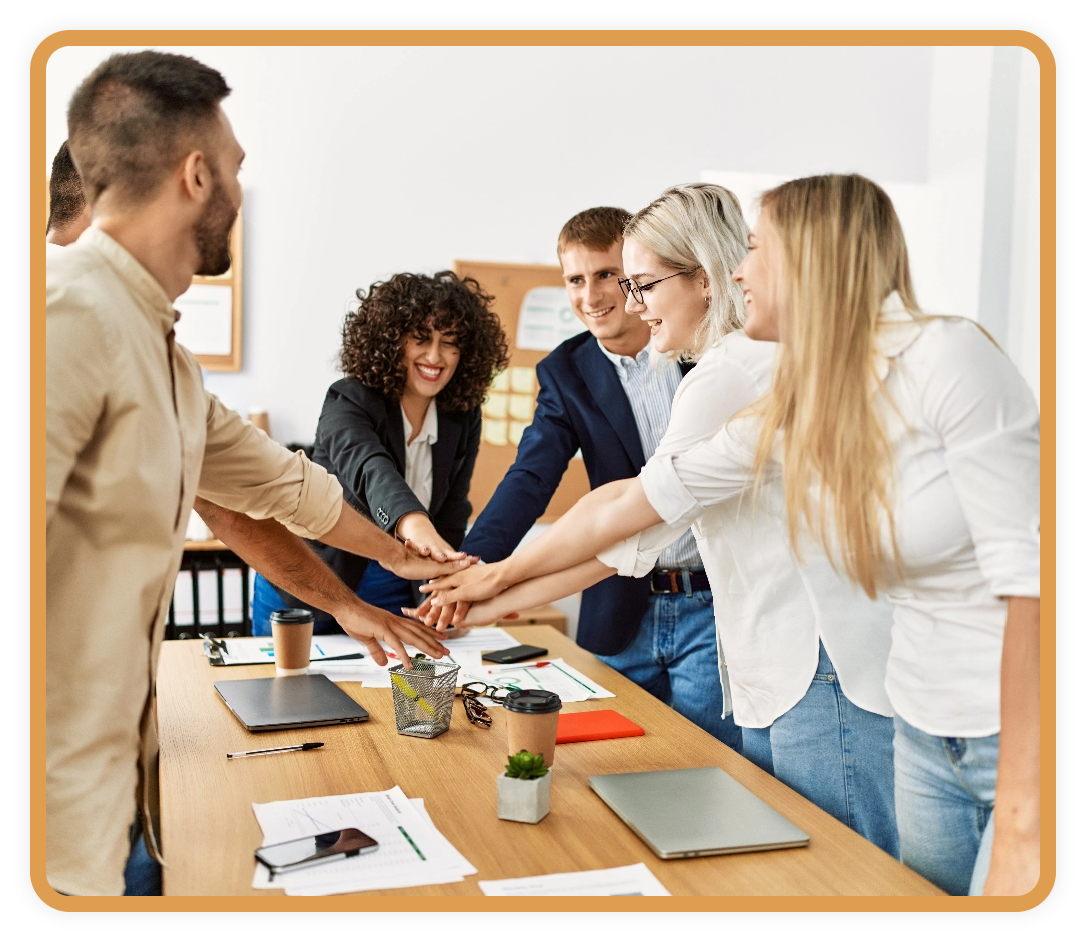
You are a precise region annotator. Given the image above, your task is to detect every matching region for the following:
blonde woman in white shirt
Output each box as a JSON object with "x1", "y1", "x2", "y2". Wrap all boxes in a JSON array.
[
  {"x1": 424, "y1": 183, "x2": 901, "y2": 857},
  {"x1": 425, "y1": 175, "x2": 1040, "y2": 896}
]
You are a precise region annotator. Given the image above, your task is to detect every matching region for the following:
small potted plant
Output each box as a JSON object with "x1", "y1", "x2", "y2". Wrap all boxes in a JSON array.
[{"x1": 496, "y1": 750, "x2": 551, "y2": 823}]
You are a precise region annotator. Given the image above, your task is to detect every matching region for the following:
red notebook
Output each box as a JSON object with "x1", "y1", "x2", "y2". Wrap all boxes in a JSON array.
[{"x1": 556, "y1": 710, "x2": 645, "y2": 743}]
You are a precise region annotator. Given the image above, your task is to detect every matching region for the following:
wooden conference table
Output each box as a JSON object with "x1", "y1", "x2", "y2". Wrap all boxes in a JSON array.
[{"x1": 157, "y1": 625, "x2": 941, "y2": 897}]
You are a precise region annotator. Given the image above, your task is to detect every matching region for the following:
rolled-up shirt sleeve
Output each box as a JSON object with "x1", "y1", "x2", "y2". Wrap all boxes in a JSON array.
[
  {"x1": 197, "y1": 392, "x2": 344, "y2": 539},
  {"x1": 597, "y1": 520, "x2": 687, "y2": 578},
  {"x1": 641, "y1": 416, "x2": 763, "y2": 528},
  {"x1": 924, "y1": 321, "x2": 1041, "y2": 598}
]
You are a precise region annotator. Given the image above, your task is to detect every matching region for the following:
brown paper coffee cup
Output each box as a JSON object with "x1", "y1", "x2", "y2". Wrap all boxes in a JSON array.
[
  {"x1": 270, "y1": 608, "x2": 314, "y2": 675},
  {"x1": 503, "y1": 689, "x2": 562, "y2": 767}
]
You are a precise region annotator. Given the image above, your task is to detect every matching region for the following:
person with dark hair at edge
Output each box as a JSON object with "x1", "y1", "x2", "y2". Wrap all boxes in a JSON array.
[
  {"x1": 251, "y1": 272, "x2": 509, "y2": 635},
  {"x1": 46, "y1": 51, "x2": 463, "y2": 898},
  {"x1": 45, "y1": 141, "x2": 91, "y2": 254},
  {"x1": 421, "y1": 207, "x2": 743, "y2": 753}
]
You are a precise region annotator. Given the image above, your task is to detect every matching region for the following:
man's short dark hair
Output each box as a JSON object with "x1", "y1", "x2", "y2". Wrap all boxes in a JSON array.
[
  {"x1": 67, "y1": 51, "x2": 231, "y2": 205},
  {"x1": 557, "y1": 206, "x2": 631, "y2": 258},
  {"x1": 46, "y1": 141, "x2": 86, "y2": 233}
]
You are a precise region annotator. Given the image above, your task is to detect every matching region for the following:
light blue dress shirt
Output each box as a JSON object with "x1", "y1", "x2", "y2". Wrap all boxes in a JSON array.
[{"x1": 596, "y1": 339, "x2": 702, "y2": 571}]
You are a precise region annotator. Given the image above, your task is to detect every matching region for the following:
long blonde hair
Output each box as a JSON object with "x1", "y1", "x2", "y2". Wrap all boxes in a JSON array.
[
  {"x1": 751, "y1": 174, "x2": 918, "y2": 598},
  {"x1": 624, "y1": 183, "x2": 749, "y2": 360}
]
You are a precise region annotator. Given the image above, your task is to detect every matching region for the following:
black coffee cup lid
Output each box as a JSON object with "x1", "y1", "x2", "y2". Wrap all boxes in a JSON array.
[
  {"x1": 503, "y1": 688, "x2": 562, "y2": 714},
  {"x1": 269, "y1": 608, "x2": 314, "y2": 625}
]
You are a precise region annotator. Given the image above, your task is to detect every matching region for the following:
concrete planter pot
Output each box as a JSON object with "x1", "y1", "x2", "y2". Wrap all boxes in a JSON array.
[{"x1": 496, "y1": 770, "x2": 551, "y2": 823}]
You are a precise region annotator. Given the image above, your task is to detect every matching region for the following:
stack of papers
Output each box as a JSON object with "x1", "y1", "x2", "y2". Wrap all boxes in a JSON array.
[
  {"x1": 478, "y1": 863, "x2": 670, "y2": 896},
  {"x1": 252, "y1": 787, "x2": 475, "y2": 895},
  {"x1": 311, "y1": 626, "x2": 522, "y2": 687},
  {"x1": 459, "y1": 657, "x2": 614, "y2": 703},
  {"x1": 208, "y1": 634, "x2": 371, "y2": 667},
  {"x1": 214, "y1": 628, "x2": 615, "y2": 704}
]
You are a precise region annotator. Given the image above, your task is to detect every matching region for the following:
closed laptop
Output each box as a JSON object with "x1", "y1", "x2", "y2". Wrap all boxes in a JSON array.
[
  {"x1": 214, "y1": 674, "x2": 369, "y2": 732},
  {"x1": 588, "y1": 766, "x2": 809, "y2": 859}
]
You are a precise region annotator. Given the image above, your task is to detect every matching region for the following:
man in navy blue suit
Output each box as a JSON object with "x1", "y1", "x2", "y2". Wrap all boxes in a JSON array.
[{"x1": 459, "y1": 207, "x2": 741, "y2": 751}]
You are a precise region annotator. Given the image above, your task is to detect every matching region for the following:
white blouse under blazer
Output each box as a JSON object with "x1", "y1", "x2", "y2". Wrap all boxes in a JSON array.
[
  {"x1": 599, "y1": 330, "x2": 895, "y2": 729},
  {"x1": 639, "y1": 295, "x2": 1041, "y2": 738}
]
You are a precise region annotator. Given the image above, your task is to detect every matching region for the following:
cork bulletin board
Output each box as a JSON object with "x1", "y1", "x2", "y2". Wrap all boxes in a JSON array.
[
  {"x1": 454, "y1": 260, "x2": 590, "y2": 523},
  {"x1": 174, "y1": 211, "x2": 244, "y2": 371}
]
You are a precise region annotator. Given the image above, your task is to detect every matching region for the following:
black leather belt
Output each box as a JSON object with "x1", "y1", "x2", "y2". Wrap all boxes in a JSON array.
[{"x1": 650, "y1": 568, "x2": 711, "y2": 594}]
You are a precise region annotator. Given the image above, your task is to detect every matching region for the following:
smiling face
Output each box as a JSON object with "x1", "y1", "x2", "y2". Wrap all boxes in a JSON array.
[
  {"x1": 401, "y1": 323, "x2": 461, "y2": 404},
  {"x1": 732, "y1": 213, "x2": 783, "y2": 342},
  {"x1": 560, "y1": 240, "x2": 651, "y2": 357},
  {"x1": 620, "y1": 237, "x2": 709, "y2": 354}
]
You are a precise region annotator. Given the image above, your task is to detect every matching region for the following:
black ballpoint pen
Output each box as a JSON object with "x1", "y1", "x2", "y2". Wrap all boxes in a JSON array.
[{"x1": 227, "y1": 742, "x2": 324, "y2": 759}]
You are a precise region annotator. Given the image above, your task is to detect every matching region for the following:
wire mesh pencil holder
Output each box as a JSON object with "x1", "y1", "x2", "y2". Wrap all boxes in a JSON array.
[{"x1": 389, "y1": 660, "x2": 460, "y2": 738}]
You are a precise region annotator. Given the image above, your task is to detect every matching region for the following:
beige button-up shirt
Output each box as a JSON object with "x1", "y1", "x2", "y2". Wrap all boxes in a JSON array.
[{"x1": 45, "y1": 228, "x2": 344, "y2": 895}]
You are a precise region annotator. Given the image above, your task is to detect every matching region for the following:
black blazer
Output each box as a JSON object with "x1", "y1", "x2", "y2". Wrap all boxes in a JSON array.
[
  {"x1": 275, "y1": 377, "x2": 481, "y2": 615},
  {"x1": 461, "y1": 332, "x2": 691, "y2": 656}
]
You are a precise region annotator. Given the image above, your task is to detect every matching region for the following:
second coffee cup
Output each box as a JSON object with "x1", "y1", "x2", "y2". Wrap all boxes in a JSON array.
[
  {"x1": 503, "y1": 689, "x2": 563, "y2": 767},
  {"x1": 270, "y1": 608, "x2": 314, "y2": 676}
]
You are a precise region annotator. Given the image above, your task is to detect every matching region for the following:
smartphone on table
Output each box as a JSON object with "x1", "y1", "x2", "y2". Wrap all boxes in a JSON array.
[
  {"x1": 481, "y1": 644, "x2": 548, "y2": 665},
  {"x1": 255, "y1": 828, "x2": 378, "y2": 876}
]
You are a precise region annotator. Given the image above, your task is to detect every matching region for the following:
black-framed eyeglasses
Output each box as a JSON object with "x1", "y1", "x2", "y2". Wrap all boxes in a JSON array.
[
  {"x1": 458, "y1": 682, "x2": 515, "y2": 728},
  {"x1": 618, "y1": 271, "x2": 687, "y2": 304}
]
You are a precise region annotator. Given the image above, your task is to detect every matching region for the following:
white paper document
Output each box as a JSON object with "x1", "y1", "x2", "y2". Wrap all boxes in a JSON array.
[
  {"x1": 515, "y1": 286, "x2": 586, "y2": 351},
  {"x1": 478, "y1": 863, "x2": 670, "y2": 896},
  {"x1": 460, "y1": 657, "x2": 614, "y2": 703},
  {"x1": 209, "y1": 634, "x2": 371, "y2": 667},
  {"x1": 252, "y1": 787, "x2": 475, "y2": 895}
]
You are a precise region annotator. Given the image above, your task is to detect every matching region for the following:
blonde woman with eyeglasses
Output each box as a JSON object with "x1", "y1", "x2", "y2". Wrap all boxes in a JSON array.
[
  {"x1": 420, "y1": 182, "x2": 901, "y2": 858},
  {"x1": 424, "y1": 175, "x2": 1040, "y2": 896}
]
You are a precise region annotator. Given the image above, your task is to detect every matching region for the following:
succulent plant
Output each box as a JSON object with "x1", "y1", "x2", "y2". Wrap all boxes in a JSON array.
[{"x1": 504, "y1": 750, "x2": 549, "y2": 780}]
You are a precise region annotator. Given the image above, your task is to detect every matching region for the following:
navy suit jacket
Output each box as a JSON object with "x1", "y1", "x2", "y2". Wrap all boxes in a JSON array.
[{"x1": 462, "y1": 332, "x2": 689, "y2": 656}]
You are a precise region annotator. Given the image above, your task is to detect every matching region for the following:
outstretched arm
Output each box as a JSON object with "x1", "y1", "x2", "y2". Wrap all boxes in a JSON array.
[
  {"x1": 194, "y1": 498, "x2": 449, "y2": 664},
  {"x1": 408, "y1": 559, "x2": 615, "y2": 629},
  {"x1": 319, "y1": 500, "x2": 473, "y2": 580},
  {"x1": 422, "y1": 478, "x2": 662, "y2": 605},
  {"x1": 983, "y1": 596, "x2": 1041, "y2": 895}
]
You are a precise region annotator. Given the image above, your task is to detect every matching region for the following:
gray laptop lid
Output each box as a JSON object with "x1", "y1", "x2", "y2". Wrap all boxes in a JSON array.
[
  {"x1": 588, "y1": 766, "x2": 808, "y2": 859},
  {"x1": 214, "y1": 674, "x2": 369, "y2": 732}
]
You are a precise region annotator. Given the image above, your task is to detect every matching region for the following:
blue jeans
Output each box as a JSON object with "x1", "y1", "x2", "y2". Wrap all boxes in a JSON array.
[
  {"x1": 893, "y1": 714, "x2": 999, "y2": 896},
  {"x1": 252, "y1": 563, "x2": 412, "y2": 636},
  {"x1": 599, "y1": 586, "x2": 742, "y2": 752},
  {"x1": 742, "y1": 641, "x2": 899, "y2": 858},
  {"x1": 123, "y1": 816, "x2": 161, "y2": 896}
]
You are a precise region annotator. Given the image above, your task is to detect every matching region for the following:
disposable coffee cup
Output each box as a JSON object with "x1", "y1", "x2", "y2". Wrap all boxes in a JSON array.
[
  {"x1": 503, "y1": 689, "x2": 563, "y2": 767},
  {"x1": 270, "y1": 608, "x2": 314, "y2": 676}
]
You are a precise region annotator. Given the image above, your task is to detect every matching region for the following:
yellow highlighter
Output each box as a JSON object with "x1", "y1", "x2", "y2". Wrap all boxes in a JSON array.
[{"x1": 390, "y1": 670, "x2": 437, "y2": 717}]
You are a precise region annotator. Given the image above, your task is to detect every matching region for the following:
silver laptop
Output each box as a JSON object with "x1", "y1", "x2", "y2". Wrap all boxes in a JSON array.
[
  {"x1": 588, "y1": 766, "x2": 809, "y2": 859},
  {"x1": 214, "y1": 674, "x2": 369, "y2": 732}
]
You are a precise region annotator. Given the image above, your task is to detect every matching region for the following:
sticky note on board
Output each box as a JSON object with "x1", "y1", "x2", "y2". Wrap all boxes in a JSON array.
[
  {"x1": 482, "y1": 419, "x2": 508, "y2": 447},
  {"x1": 510, "y1": 366, "x2": 536, "y2": 394},
  {"x1": 482, "y1": 393, "x2": 508, "y2": 420},
  {"x1": 508, "y1": 420, "x2": 530, "y2": 446},
  {"x1": 507, "y1": 394, "x2": 534, "y2": 422},
  {"x1": 491, "y1": 369, "x2": 510, "y2": 392}
]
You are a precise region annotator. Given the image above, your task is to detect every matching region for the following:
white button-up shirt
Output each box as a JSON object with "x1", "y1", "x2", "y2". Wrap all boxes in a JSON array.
[
  {"x1": 639, "y1": 295, "x2": 1040, "y2": 737},
  {"x1": 402, "y1": 398, "x2": 439, "y2": 510},
  {"x1": 600, "y1": 330, "x2": 895, "y2": 728}
]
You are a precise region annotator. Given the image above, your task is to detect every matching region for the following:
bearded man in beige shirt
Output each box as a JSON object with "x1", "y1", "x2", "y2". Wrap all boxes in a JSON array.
[{"x1": 46, "y1": 51, "x2": 465, "y2": 896}]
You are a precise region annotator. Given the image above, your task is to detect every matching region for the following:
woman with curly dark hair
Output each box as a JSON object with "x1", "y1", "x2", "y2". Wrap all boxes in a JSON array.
[{"x1": 252, "y1": 270, "x2": 509, "y2": 635}]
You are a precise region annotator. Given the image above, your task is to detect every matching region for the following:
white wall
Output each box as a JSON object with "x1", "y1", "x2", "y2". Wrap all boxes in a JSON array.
[
  {"x1": 705, "y1": 46, "x2": 1042, "y2": 407},
  {"x1": 47, "y1": 43, "x2": 934, "y2": 443}
]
